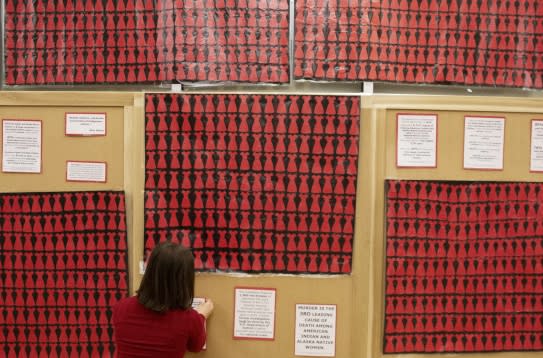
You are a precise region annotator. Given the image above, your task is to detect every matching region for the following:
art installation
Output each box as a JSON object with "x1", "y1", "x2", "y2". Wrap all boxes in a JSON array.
[
  {"x1": 4, "y1": 0, "x2": 289, "y2": 85},
  {"x1": 145, "y1": 94, "x2": 359, "y2": 273},
  {"x1": 384, "y1": 180, "x2": 543, "y2": 353},
  {"x1": 0, "y1": 191, "x2": 128, "y2": 357},
  {"x1": 296, "y1": 0, "x2": 543, "y2": 88}
]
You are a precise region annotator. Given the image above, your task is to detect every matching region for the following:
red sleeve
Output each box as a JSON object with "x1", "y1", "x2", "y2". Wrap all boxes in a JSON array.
[{"x1": 186, "y1": 309, "x2": 206, "y2": 352}]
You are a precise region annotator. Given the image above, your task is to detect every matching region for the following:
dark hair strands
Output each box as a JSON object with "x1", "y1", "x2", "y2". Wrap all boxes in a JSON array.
[{"x1": 137, "y1": 242, "x2": 195, "y2": 313}]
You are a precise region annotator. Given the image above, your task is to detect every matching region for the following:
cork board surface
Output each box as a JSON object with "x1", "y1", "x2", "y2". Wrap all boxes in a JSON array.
[{"x1": 0, "y1": 103, "x2": 124, "y2": 192}]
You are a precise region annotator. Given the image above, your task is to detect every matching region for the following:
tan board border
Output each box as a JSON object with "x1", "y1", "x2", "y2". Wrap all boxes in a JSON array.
[
  {"x1": 3, "y1": 91, "x2": 543, "y2": 357},
  {"x1": 0, "y1": 91, "x2": 145, "y2": 296},
  {"x1": 131, "y1": 92, "x2": 361, "y2": 358},
  {"x1": 357, "y1": 94, "x2": 543, "y2": 358}
]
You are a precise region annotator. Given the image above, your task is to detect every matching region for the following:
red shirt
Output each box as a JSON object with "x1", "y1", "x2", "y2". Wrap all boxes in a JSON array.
[{"x1": 113, "y1": 296, "x2": 206, "y2": 358}]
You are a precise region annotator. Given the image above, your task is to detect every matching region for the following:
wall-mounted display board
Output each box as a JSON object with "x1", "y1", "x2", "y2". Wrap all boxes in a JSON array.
[
  {"x1": 0, "y1": 191, "x2": 128, "y2": 358},
  {"x1": 11, "y1": 92, "x2": 543, "y2": 358},
  {"x1": 132, "y1": 92, "x2": 359, "y2": 358},
  {"x1": 0, "y1": 92, "x2": 144, "y2": 358},
  {"x1": 144, "y1": 93, "x2": 360, "y2": 274},
  {"x1": 355, "y1": 95, "x2": 543, "y2": 358},
  {"x1": 0, "y1": 91, "x2": 357, "y2": 358},
  {"x1": 4, "y1": 0, "x2": 289, "y2": 85},
  {"x1": 0, "y1": 92, "x2": 130, "y2": 192},
  {"x1": 385, "y1": 180, "x2": 543, "y2": 353},
  {"x1": 295, "y1": 0, "x2": 543, "y2": 88}
]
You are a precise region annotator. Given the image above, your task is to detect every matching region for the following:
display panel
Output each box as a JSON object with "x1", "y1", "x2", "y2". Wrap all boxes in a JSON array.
[
  {"x1": 295, "y1": 0, "x2": 543, "y2": 88},
  {"x1": 4, "y1": 0, "x2": 289, "y2": 85},
  {"x1": 384, "y1": 180, "x2": 543, "y2": 353},
  {"x1": 0, "y1": 191, "x2": 128, "y2": 357},
  {"x1": 144, "y1": 94, "x2": 360, "y2": 273}
]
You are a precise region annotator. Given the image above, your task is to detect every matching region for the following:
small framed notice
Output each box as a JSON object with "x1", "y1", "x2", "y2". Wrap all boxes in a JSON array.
[
  {"x1": 233, "y1": 287, "x2": 276, "y2": 340},
  {"x1": 396, "y1": 113, "x2": 438, "y2": 167},
  {"x1": 192, "y1": 297, "x2": 208, "y2": 349},
  {"x1": 66, "y1": 161, "x2": 107, "y2": 182},
  {"x1": 65, "y1": 112, "x2": 106, "y2": 136},
  {"x1": 295, "y1": 304, "x2": 337, "y2": 357},
  {"x1": 463, "y1": 116, "x2": 505, "y2": 170},
  {"x1": 2, "y1": 119, "x2": 42, "y2": 173},
  {"x1": 530, "y1": 119, "x2": 543, "y2": 172}
]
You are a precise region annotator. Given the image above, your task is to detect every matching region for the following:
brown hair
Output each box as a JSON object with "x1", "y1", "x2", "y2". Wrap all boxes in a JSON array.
[{"x1": 137, "y1": 242, "x2": 195, "y2": 313}]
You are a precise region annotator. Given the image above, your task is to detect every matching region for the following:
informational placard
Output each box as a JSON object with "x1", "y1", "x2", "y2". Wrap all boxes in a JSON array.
[
  {"x1": 2, "y1": 119, "x2": 42, "y2": 173},
  {"x1": 192, "y1": 297, "x2": 207, "y2": 349},
  {"x1": 66, "y1": 161, "x2": 107, "y2": 182},
  {"x1": 233, "y1": 288, "x2": 276, "y2": 340},
  {"x1": 396, "y1": 113, "x2": 438, "y2": 167},
  {"x1": 530, "y1": 120, "x2": 543, "y2": 172},
  {"x1": 463, "y1": 116, "x2": 505, "y2": 170},
  {"x1": 65, "y1": 113, "x2": 106, "y2": 136},
  {"x1": 295, "y1": 304, "x2": 336, "y2": 357}
]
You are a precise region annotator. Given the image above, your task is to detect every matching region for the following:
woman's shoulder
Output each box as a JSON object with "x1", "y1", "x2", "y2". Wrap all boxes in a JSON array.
[
  {"x1": 171, "y1": 307, "x2": 202, "y2": 320},
  {"x1": 113, "y1": 296, "x2": 139, "y2": 312}
]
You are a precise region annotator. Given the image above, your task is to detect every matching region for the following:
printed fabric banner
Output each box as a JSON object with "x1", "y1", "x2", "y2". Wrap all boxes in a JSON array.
[
  {"x1": 5, "y1": 0, "x2": 289, "y2": 85},
  {"x1": 145, "y1": 94, "x2": 360, "y2": 274},
  {"x1": 296, "y1": 0, "x2": 543, "y2": 88},
  {"x1": 0, "y1": 191, "x2": 129, "y2": 358},
  {"x1": 384, "y1": 180, "x2": 543, "y2": 353}
]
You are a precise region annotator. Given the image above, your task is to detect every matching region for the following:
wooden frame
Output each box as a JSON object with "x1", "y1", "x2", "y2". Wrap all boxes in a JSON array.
[
  {"x1": 356, "y1": 95, "x2": 543, "y2": 358},
  {"x1": 5, "y1": 91, "x2": 543, "y2": 357}
]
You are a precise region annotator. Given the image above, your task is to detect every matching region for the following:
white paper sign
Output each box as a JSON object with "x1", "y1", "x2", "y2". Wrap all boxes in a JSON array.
[
  {"x1": 139, "y1": 260, "x2": 146, "y2": 275},
  {"x1": 66, "y1": 161, "x2": 106, "y2": 182},
  {"x1": 234, "y1": 288, "x2": 276, "y2": 340},
  {"x1": 65, "y1": 113, "x2": 106, "y2": 136},
  {"x1": 531, "y1": 120, "x2": 543, "y2": 172},
  {"x1": 397, "y1": 114, "x2": 437, "y2": 167},
  {"x1": 295, "y1": 304, "x2": 336, "y2": 357},
  {"x1": 192, "y1": 297, "x2": 208, "y2": 349},
  {"x1": 464, "y1": 116, "x2": 505, "y2": 170},
  {"x1": 2, "y1": 120, "x2": 42, "y2": 173}
]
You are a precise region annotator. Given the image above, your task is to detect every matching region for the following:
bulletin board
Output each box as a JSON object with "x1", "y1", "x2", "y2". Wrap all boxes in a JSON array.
[
  {"x1": 0, "y1": 92, "x2": 135, "y2": 192},
  {"x1": 0, "y1": 91, "x2": 358, "y2": 358},
  {"x1": 356, "y1": 95, "x2": 543, "y2": 358},
  {"x1": 130, "y1": 91, "x2": 360, "y2": 358},
  {"x1": 0, "y1": 91, "x2": 362, "y2": 358},
  {"x1": 4, "y1": 91, "x2": 543, "y2": 358},
  {"x1": 0, "y1": 92, "x2": 141, "y2": 358}
]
